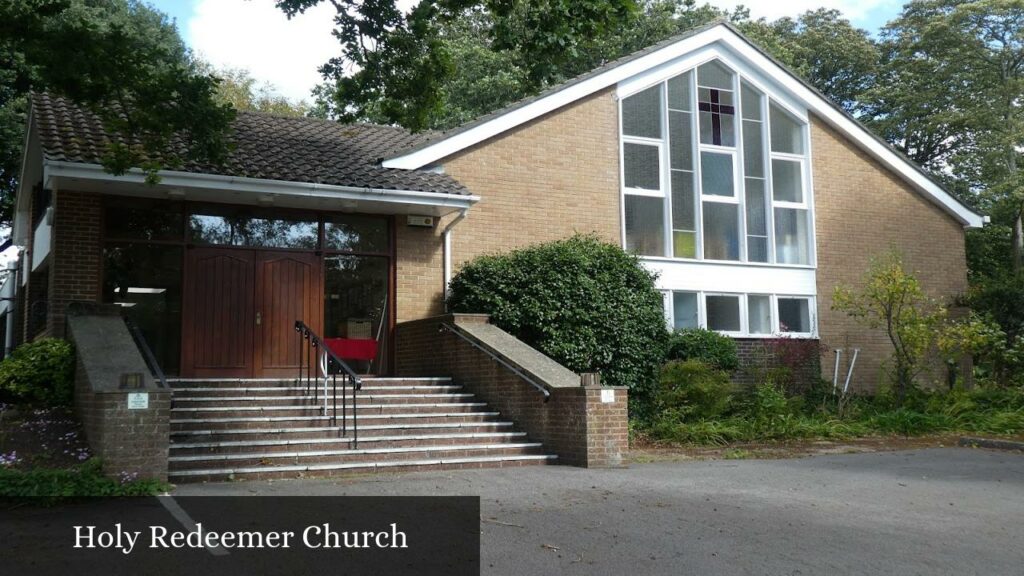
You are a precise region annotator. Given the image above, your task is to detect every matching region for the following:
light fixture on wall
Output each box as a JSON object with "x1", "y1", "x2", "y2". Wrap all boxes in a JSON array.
[
  {"x1": 258, "y1": 194, "x2": 275, "y2": 206},
  {"x1": 166, "y1": 188, "x2": 186, "y2": 200}
]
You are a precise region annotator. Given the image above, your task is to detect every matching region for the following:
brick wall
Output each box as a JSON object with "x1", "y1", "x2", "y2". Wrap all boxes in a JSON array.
[
  {"x1": 733, "y1": 338, "x2": 822, "y2": 391},
  {"x1": 73, "y1": 354, "x2": 172, "y2": 481},
  {"x1": 396, "y1": 314, "x2": 628, "y2": 467},
  {"x1": 48, "y1": 190, "x2": 103, "y2": 337},
  {"x1": 394, "y1": 88, "x2": 622, "y2": 323},
  {"x1": 67, "y1": 306, "x2": 171, "y2": 482},
  {"x1": 811, "y1": 115, "x2": 969, "y2": 391}
]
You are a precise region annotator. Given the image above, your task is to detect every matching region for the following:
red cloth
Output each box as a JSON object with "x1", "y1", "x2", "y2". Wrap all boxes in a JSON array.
[{"x1": 324, "y1": 338, "x2": 378, "y2": 361}]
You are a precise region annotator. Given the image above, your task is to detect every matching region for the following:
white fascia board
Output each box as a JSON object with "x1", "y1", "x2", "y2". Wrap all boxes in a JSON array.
[
  {"x1": 383, "y1": 24, "x2": 984, "y2": 229},
  {"x1": 42, "y1": 161, "x2": 480, "y2": 210},
  {"x1": 382, "y1": 26, "x2": 733, "y2": 171},
  {"x1": 645, "y1": 258, "x2": 817, "y2": 296}
]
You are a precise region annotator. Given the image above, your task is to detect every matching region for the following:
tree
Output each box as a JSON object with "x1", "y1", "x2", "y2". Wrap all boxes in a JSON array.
[
  {"x1": 736, "y1": 9, "x2": 879, "y2": 113},
  {"x1": 833, "y1": 251, "x2": 947, "y2": 405},
  {"x1": 201, "y1": 65, "x2": 309, "y2": 117},
  {"x1": 0, "y1": 0, "x2": 235, "y2": 227},
  {"x1": 860, "y1": 1, "x2": 1024, "y2": 275}
]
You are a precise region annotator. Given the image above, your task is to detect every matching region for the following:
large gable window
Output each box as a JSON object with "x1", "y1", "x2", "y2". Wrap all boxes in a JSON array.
[{"x1": 620, "y1": 59, "x2": 813, "y2": 266}]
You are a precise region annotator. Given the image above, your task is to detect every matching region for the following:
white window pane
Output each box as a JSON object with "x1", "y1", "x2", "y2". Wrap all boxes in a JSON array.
[
  {"x1": 741, "y1": 81, "x2": 762, "y2": 121},
  {"x1": 625, "y1": 195, "x2": 665, "y2": 256},
  {"x1": 622, "y1": 85, "x2": 662, "y2": 139},
  {"x1": 700, "y1": 151, "x2": 734, "y2": 197},
  {"x1": 669, "y1": 111, "x2": 693, "y2": 170},
  {"x1": 673, "y1": 292, "x2": 699, "y2": 330},
  {"x1": 770, "y1": 103, "x2": 804, "y2": 154},
  {"x1": 706, "y1": 295, "x2": 741, "y2": 332},
  {"x1": 742, "y1": 119, "x2": 764, "y2": 178},
  {"x1": 772, "y1": 159, "x2": 802, "y2": 203},
  {"x1": 703, "y1": 202, "x2": 740, "y2": 261},
  {"x1": 778, "y1": 298, "x2": 811, "y2": 333},
  {"x1": 697, "y1": 60, "x2": 733, "y2": 90},
  {"x1": 748, "y1": 295, "x2": 772, "y2": 334},
  {"x1": 774, "y1": 207, "x2": 810, "y2": 264},
  {"x1": 623, "y1": 143, "x2": 660, "y2": 191},
  {"x1": 671, "y1": 171, "x2": 697, "y2": 259},
  {"x1": 667, "y1": 71, "x2": 692, "y2": 111}
]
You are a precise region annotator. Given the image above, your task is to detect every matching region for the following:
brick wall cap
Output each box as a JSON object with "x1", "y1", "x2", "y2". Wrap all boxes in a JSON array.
[{"x1": 66, "y1": 312, "x2": 162, "y2": 392}]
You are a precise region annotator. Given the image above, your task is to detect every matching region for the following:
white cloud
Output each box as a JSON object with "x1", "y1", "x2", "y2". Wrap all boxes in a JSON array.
[
  {"x1": 187, "y1": 0, "x2": 339, "y2": 102},
  {"x1": 703, "y1": 0, "x2": 899, "y2": 24}
]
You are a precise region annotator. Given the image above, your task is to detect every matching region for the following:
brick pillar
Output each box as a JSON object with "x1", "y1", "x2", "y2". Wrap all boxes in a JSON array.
[{"x1": 48, "y1": 190, "x2": 103, "y2": 338}]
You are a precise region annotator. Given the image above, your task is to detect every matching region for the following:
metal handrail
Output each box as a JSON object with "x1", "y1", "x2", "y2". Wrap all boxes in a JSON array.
[
  {"x1": 295, "y1": 320, "x2": 361, "y2": 446},
  {"x1": 439, "y1": 322, "x2": 551, "y2": 401},
  {"x1": 124, "y1": 317, "x2": 167, "y2": 389}
]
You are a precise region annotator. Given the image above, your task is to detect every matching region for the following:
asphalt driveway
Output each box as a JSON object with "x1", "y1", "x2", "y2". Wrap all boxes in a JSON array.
[{"x1": 176, "y1": 448, "x2": 1024, "y2": 576}]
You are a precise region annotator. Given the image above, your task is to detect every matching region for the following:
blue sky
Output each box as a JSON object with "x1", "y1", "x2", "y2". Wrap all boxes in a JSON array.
[{"x1": 147, "y1": 0, "x2": 904, "y2": 102}]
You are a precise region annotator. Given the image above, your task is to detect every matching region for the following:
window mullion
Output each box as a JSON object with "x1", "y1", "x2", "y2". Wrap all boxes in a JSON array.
[{"x1": 661, "y1": 82, "x2": 673, "y2": 258}]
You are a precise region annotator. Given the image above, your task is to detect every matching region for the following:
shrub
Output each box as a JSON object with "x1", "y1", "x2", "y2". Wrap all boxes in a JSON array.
[
  {"x1": 0, "y1": 339, "x2": 76, "y2": 406},
  {"x1": 654, "y1": 360, "x2": 734, "y2": 421},
  {"x1": 665, "y1": 328, "x2": 738, "y2": 371},
  {"x1": 447, "y1": 234, "x2": 668, "y2": 403},
  {"x1": 0, "y1": 459, "x2": 168, "y2": 502}
]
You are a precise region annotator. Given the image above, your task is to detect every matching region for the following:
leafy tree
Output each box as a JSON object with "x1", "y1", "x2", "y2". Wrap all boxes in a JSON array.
[
  {"x1": 200, "y1": 65, "x2": 309, "y2": 117},
  {"x1": 736, "y1": 9, "x2": 878, "y2": 113},
  {"x1": 861, "y1": 1, "x2": 1024, "y2": 275},
  {"x1": 833, "y1": 251, "x2": 947, "y2": 405},
  {"x1": 0, "y1": 0, "x2": 235, "y2": 226}
]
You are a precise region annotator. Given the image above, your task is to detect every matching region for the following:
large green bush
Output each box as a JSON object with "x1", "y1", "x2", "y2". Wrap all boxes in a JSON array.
[
  {"x1": 665, "y1": 328, "x2": 739, "y2": 371},
  {"x1": 0, "y1": 339, "x2": 76, "y2": 406},
  {"x1": 447, "y1": 234, "x2": 668, "y2": 402},
  {"x1": 654, "y1": 360, "x2": 734, "y2": 420}
]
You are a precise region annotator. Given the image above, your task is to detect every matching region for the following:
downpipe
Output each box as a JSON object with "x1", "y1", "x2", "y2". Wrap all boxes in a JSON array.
[{"x1": 442, "y1": 209, "x2": 469, "y2": 307}]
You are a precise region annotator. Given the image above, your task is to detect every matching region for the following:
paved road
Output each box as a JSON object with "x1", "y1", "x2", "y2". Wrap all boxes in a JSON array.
[{"x1": 176, "y1": 448, "x2": 1024, "y2": 576}]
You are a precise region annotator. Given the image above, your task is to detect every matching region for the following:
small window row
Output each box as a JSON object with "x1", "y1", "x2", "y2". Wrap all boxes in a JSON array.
[{"x1": 665, "y1": 291, "x2": 815, "y2": 337}]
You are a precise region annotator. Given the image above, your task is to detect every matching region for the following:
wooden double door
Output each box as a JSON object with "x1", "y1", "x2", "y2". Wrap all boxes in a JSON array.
[{"x1": 181, "y1": 248, "x2": 321, "y2": 378}]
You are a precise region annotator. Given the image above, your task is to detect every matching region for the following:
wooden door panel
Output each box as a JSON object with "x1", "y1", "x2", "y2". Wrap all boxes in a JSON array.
[
  {"x1": 181, "y1": 249, "x2": 255, "y2": 377},
  {"x1": 255, "y1": 252, "x2": 321, "y2": 376}
]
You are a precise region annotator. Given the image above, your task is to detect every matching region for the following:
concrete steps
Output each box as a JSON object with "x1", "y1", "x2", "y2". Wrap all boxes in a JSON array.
[{"x1": 167, "y1": 377, "x2": 555, "y2": 482}]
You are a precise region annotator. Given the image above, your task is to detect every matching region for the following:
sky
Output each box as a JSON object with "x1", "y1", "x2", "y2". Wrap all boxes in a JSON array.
[{"x1": 150, "y1": 0, "x2": 904, "y2": 103}]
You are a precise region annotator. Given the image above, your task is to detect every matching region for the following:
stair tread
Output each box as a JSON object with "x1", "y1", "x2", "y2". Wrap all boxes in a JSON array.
[
  {"x1": 171, "y1": 412, "x2": 501, "y2": 424},
  {"x1": 171, "y1": 402, "x2": 486, "y2": 412},
  {"x1": 170, "y1": 421, "x2": 515, "y2": 437},
  {"x1": 174, "y1": 394, "x2": 474, "y2": 401},
  {"x1": 170, "y1": 431, "x2": 527, "y2": 449},
  {"x1": 170, "y1": 442, "x2": 543, "y2": 462},
  {"x1": 168, "y1": 454, "x2": 557, "y2": 477}
]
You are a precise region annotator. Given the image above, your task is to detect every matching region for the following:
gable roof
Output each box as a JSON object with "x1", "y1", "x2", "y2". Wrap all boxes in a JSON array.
[
  {"x1": 31, "y1": 92, "x2": 468, "y2": 196},
  {"x1": 382, "y1": 21, "x2": 985, "y2": 228}
]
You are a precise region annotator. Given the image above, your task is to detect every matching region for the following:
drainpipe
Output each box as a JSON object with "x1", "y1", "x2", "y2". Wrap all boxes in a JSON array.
[
  {"x1": 5, "y1": 252, "x2": 21, "y2": 357},
  {"x1": 442, "y1": 209, "x2": 469, "y2": 308}
]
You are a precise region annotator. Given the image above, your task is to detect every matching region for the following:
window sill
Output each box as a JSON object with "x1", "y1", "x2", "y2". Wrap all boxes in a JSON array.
[{"x1": 639, "y1": 256, "x2": 816, "y2": 270}]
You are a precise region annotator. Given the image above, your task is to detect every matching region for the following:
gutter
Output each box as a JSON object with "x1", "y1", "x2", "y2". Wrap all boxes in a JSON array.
[{"x1": 42, "y1": 161, "x2": 480, "y2": 211}]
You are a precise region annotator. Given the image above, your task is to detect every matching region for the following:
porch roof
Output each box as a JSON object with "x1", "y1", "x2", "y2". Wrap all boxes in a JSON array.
[{"x1": 31, "y1": 92, "x2": 468, "y2": 197}]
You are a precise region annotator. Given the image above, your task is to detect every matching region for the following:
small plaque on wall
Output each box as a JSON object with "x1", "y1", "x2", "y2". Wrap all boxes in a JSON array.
[
  {"x1": 127, "y1": 392, "x2": 149, "y2": 410},
  {"x1": 600, "y1": 389, "x2": 615, "y2": 403}
]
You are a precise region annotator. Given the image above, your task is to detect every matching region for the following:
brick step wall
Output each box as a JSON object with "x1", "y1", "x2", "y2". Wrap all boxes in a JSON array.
[{"x1": 167, "y1": 378, "x2": 555, "y2": 483}]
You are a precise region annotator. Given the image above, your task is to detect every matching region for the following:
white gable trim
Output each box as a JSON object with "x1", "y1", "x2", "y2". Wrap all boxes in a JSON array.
[{"x1": 382, "y1": 24, "x2": 985, "y2": 228}]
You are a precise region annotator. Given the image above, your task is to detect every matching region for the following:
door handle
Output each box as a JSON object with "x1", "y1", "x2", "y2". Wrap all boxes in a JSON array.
[{"x1": 255, "y1": 312, "x2": 262, "y2": 326}]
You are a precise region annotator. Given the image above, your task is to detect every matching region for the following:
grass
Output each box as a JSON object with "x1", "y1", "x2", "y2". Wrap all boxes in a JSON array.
[{"x1": 642, "y1": 383, "x2": 1024, "y2": 447}]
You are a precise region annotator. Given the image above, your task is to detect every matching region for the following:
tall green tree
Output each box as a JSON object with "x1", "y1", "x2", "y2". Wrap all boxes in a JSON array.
[
  {"x1": 0, "y1": 0, "x2": 235, "y2": 226},
  {"x1": 199, "y1": 65, "x2": 310, "y2": 118},
  {"x1": 861, "y1": 1, "x2": 1024, "y2": 276}
]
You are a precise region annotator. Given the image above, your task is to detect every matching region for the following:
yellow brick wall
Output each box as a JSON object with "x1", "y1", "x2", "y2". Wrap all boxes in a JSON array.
[
  {"x1": 394, "y1": 88, "x2": 622, "y2": 323},
  {"x1": 811, "y1": 114, "x2": 968, "y2": 390}
]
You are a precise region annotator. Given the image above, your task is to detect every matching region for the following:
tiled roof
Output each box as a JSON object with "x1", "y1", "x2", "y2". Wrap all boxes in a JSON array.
[{"x1": 31, "y1": 92, "x2": 468, "y2": 195}]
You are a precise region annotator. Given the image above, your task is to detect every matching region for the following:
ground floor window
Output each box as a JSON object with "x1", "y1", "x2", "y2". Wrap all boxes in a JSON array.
[
  {"x1": 665, "y1": 290, "x2": 816, "y2": 337},
  {"x1": 102, "y1": 243, "x2": 184, "y2": 374},
  {"x1": 324, "y1": 255, "x2": 390, "y2": 371}
]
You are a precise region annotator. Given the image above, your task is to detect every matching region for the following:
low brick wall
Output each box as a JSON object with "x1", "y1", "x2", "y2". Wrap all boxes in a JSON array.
[
  {"x1": 67, "y1": 304, "x2": 171, "y2": 481},
  {"x1": 733, "y1": 338, "x2": 823, "y2": 392},
  {"x1": 396, "y1": 314, "x2": 627, "y2": 467}
]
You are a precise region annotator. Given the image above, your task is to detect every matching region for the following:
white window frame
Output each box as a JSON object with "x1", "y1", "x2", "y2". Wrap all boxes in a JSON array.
[
  {"x1": 618, "y1": 55, "x2": 817, "y2": 269},
  {"x1": 665, "y1": 290, "x2": 818, "y2": 338},
  {"x1": 775, "y1": 295, "x2": 816, "y2": 337}
]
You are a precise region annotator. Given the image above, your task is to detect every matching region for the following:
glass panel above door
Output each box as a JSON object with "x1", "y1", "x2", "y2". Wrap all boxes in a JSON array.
[
  {"x1": 188, "y1": 208, "x2": 318, "y2": 249},
  {"x1": 325, "y1": 215, "x2": 390, "y2": 254}
]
